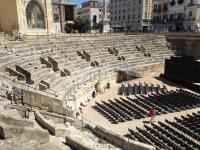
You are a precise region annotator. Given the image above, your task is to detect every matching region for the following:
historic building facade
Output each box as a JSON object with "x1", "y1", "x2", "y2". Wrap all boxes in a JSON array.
[
  {"x1": 152, "y1": 0, "x2": 169, "y2": 31},
  {"x1": 52, "y1": 0, "x2": 77, "y2": 33},
  {"x1": 167, "y1": 0, "x2": 185, "y2": 31},
  {"x1": 77, "y1": 0, "x2": 110, "y2": 32},
  {"x1": 183, "y1": 0, "x2": 200, "y2": 31},
  {"x1": 152, "y1": 0, "x2": 200, "y2": 32},
  {"x1": 0, "y1": 0, "x2": 54, "y2": 35},
  {"x1": 110, "y1": 0, "x2": 153, "y2": 32}
]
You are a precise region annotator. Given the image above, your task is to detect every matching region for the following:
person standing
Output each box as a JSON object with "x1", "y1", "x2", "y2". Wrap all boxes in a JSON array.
[{"x1": 150, "y1": 106, "x2": 156, "y2": 123}]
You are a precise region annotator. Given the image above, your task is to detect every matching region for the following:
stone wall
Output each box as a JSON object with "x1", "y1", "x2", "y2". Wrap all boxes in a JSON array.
[
  {"x1": 22, "y1": 89, "x2": 64, "y2": 114},
  {"x1": 40, "y1": 110, "x2": 74, "y2": 124},
  {"x1": 34, "y1": 110, "x2": 70, "y2": 137},
  {"x1": 137, "y1": 63, "x2": 165, "y2": 77},
  {"x1": 165, "y1": 32, "x2": 200, "y2": 59},
  {"x1": 0, "y1": 113, "x2": 49, "y2": 143},
  {"x1": 86, "y1": 124, "x2": 155, "y2": 150},
  {"x1": 34, "y1": 110, "x2": 56, "y2": 135},
  {"x1": 65, "y1": 136, "x2": 93, "y2": 150},
  {"x1": 0, "y1": 0, "x2": 54, "y2": 35}
]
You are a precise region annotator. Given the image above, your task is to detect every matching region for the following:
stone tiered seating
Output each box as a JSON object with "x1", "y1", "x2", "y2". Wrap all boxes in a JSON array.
[
  {"x1": 126, "y1": 111, "x2": 200, "y2": 150},
  {"x1": 93, "y1": 89, "x2": 200, "y2": 124},
  {"x1": 0, "y1": 34, "x2": 174, "y2": 104}
]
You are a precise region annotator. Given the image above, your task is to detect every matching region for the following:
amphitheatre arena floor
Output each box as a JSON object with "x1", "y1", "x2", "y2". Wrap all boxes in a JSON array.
[{"x1": 82, "y1": 75, "x2": 200, "y2": 136}]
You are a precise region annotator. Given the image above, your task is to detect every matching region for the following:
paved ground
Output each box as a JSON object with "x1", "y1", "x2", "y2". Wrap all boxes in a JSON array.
[{"x1": 82, "y1": 75, "x2": 200, "y2": 136}]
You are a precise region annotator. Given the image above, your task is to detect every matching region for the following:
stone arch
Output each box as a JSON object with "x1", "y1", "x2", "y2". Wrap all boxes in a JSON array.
[{"x1": 26, "y1": 0, "x2": 46, "y2": 29}]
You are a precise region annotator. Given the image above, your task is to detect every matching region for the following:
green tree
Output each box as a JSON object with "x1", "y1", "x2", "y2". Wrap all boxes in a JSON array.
[
  {"x1": 92, "y1": 21, "x2": 104, "y2": 33},
  {"x1": 64, "y1": 23, "x2": 73, "y2": 33},
  {"x1": 73, "y1": 17, "x2": 91, "y2": 33},
  {"x1": 98, "y1": 21, "x2": 104, "y2": 33},
  {"x1": 92, "y1": 23, "x2": 99, "y2": 30}
]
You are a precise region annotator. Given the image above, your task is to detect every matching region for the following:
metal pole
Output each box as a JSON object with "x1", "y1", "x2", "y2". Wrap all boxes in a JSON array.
[
  {"x1": 84, "y1": 73, "x2": 85, "y2": 84},
  {"x1": 90, "y1": 71, "x2": 91, "y2": 81},
  {"x1": 74, "y1": 96, "x2": 76, "y2": 117},
  {"x1": 128, "y1": 137, "x2": 130, "y2": 150},
  {"x1": 82, "y1": 116, "x2": 84, "y2": 128}
]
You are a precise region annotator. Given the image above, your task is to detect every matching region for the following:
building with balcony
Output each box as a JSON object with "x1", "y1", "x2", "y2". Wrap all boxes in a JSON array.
[
  {"x1": 52, "y1": 0, "x2": 77, "y2": 33},
  {"x1": 167, "y1": 0, "x2": 185, "y2": 31},
  {"x1": 152, "y1": 0, "x2": 169, "y2": 31},
  {"x1": 184, "y1": 0, "x2": 200, "y2": 31},
  {"x1": 110, "y1": 0, "x2": 153, "y2": 32},
  {"x1": 77, "y1": 0, "x2": 110, "y2": 32}
]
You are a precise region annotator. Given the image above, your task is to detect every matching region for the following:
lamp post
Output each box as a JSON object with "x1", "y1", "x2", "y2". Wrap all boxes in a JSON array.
[{"x1": 102, "y1": 0, "x2": 106, "y2": 33}]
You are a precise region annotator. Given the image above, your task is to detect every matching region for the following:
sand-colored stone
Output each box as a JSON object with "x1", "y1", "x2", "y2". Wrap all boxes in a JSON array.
[{"x1": 0, "y1": 0, "x2": 53, "y2": 35}]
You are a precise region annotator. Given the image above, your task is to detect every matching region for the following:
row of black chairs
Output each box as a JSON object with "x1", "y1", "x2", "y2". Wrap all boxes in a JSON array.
[
  {"x1": 93, "y1": 98, "x2": 146, "y2": 124},
  {"x1": 174, "y1": 112, "x2": 200, "y2": 137},
  {"x1": 118, "y1": 83, "x2": 168, "y2": 96},
  {"x1": 148, "y1": 89, "x2": 200, "y2": 111},
  {"x1": 93, "y1": 89, "x2": 200, "y2": 124},
  {"x1": 126, "y1": 112, "x2": 200, "y2": 150}
]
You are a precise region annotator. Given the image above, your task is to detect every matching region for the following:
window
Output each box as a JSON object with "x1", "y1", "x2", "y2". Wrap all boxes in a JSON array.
[
  {"x1": 93, "y1": 15, "x2": 97, "y2": 24},
  {"x1": 138, "y1": 14, "x2": 141, "y2": 19},
  {"x1": 65, "y1": 5, "x2": 74, "y2": 21},
  {"x1": 189, "y1": 11, "x2": 192, "y2": 17},
  {"x1": 133, "y1": 14, "x2": 135, "y2": 20},
  {"x1": 26, "y1": 1, "x2": 45, "y2": 29}
]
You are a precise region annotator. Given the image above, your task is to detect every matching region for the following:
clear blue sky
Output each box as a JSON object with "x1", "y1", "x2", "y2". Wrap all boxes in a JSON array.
[
  {"x1": 76, "y1": 0, "x2": 85, "y2": 4},
  {"x1": 76, "y1": 0, "x2": 105, "y2": 5}
]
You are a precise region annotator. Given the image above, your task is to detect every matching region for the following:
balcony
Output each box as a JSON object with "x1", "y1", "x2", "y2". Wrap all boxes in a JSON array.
[
  {"x1": 167, "y1": 17, "x2": 184, "y2": 22},
  {"x1": 185, "y1": 17, "x2": 196, "y2": 21},
  {"x1": 176, "y1": 17, "x2": 184, "y2": 21},
  {"x1": 177, "y1": 0, "x2": 184, "y2": 4},
  {"x1": 163, "y1": 4, "x2": 168, "y2": 11},
  {"x1": 187, "y1": 2, "x2": 195, "y2": 6},
  {"x1": 153, "y1": 7, "x2": 162, "y2": 13},
  {"x1": 157, "y1": 8, "x2": 162, "y2": 12},
  {"x1": 170, "y1": 0, "x2": 176, "y2": 6},
  {"x1": 152, "y1": 20, "x2": 166, "y2": 24}
]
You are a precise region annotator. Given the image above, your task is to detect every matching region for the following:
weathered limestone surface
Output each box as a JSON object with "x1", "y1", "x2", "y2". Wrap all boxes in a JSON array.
[
  {"x1": 34, "y1": 110, "x2": 69, "y2": 137},
  {"x1": 23, "y1": 89, "x2": 64, "y2": 114},
  {"x1": 166, "y1": 32, "x2": 200, "y2": 58},
  {"x1": 65, "y1": 136, "x2": 93, "y2": 150},
  {"x1": 87, "y1": 125, "x2": 155, "y2": 150},
  {"x1": 0, "y1": 137, "x2": 71, "y2": 150},
  {"x1": 0, "y1": 0, "x2": 54, "y2": 34},
  {"x1": 0, "y1": 113, "x2": 49, "y2": 144},
  {"x1": 65, "y1": 126, "x2": 120, "y2": 150}
]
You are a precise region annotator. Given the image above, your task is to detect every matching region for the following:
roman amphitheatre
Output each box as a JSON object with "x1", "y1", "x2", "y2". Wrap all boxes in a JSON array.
[{"x1": 0, "y1": 32, "x2": 200, "y2": 150}]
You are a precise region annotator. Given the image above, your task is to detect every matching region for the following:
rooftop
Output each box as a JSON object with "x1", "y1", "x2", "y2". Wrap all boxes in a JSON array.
[{"x1": 52, "y1": 0, "x2": 77, "y2": 6}]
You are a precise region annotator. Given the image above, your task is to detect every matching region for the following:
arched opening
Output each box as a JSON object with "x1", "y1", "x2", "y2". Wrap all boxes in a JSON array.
[{"x1": 26, "y1": 1, "x2": 45, "y2": 29}]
